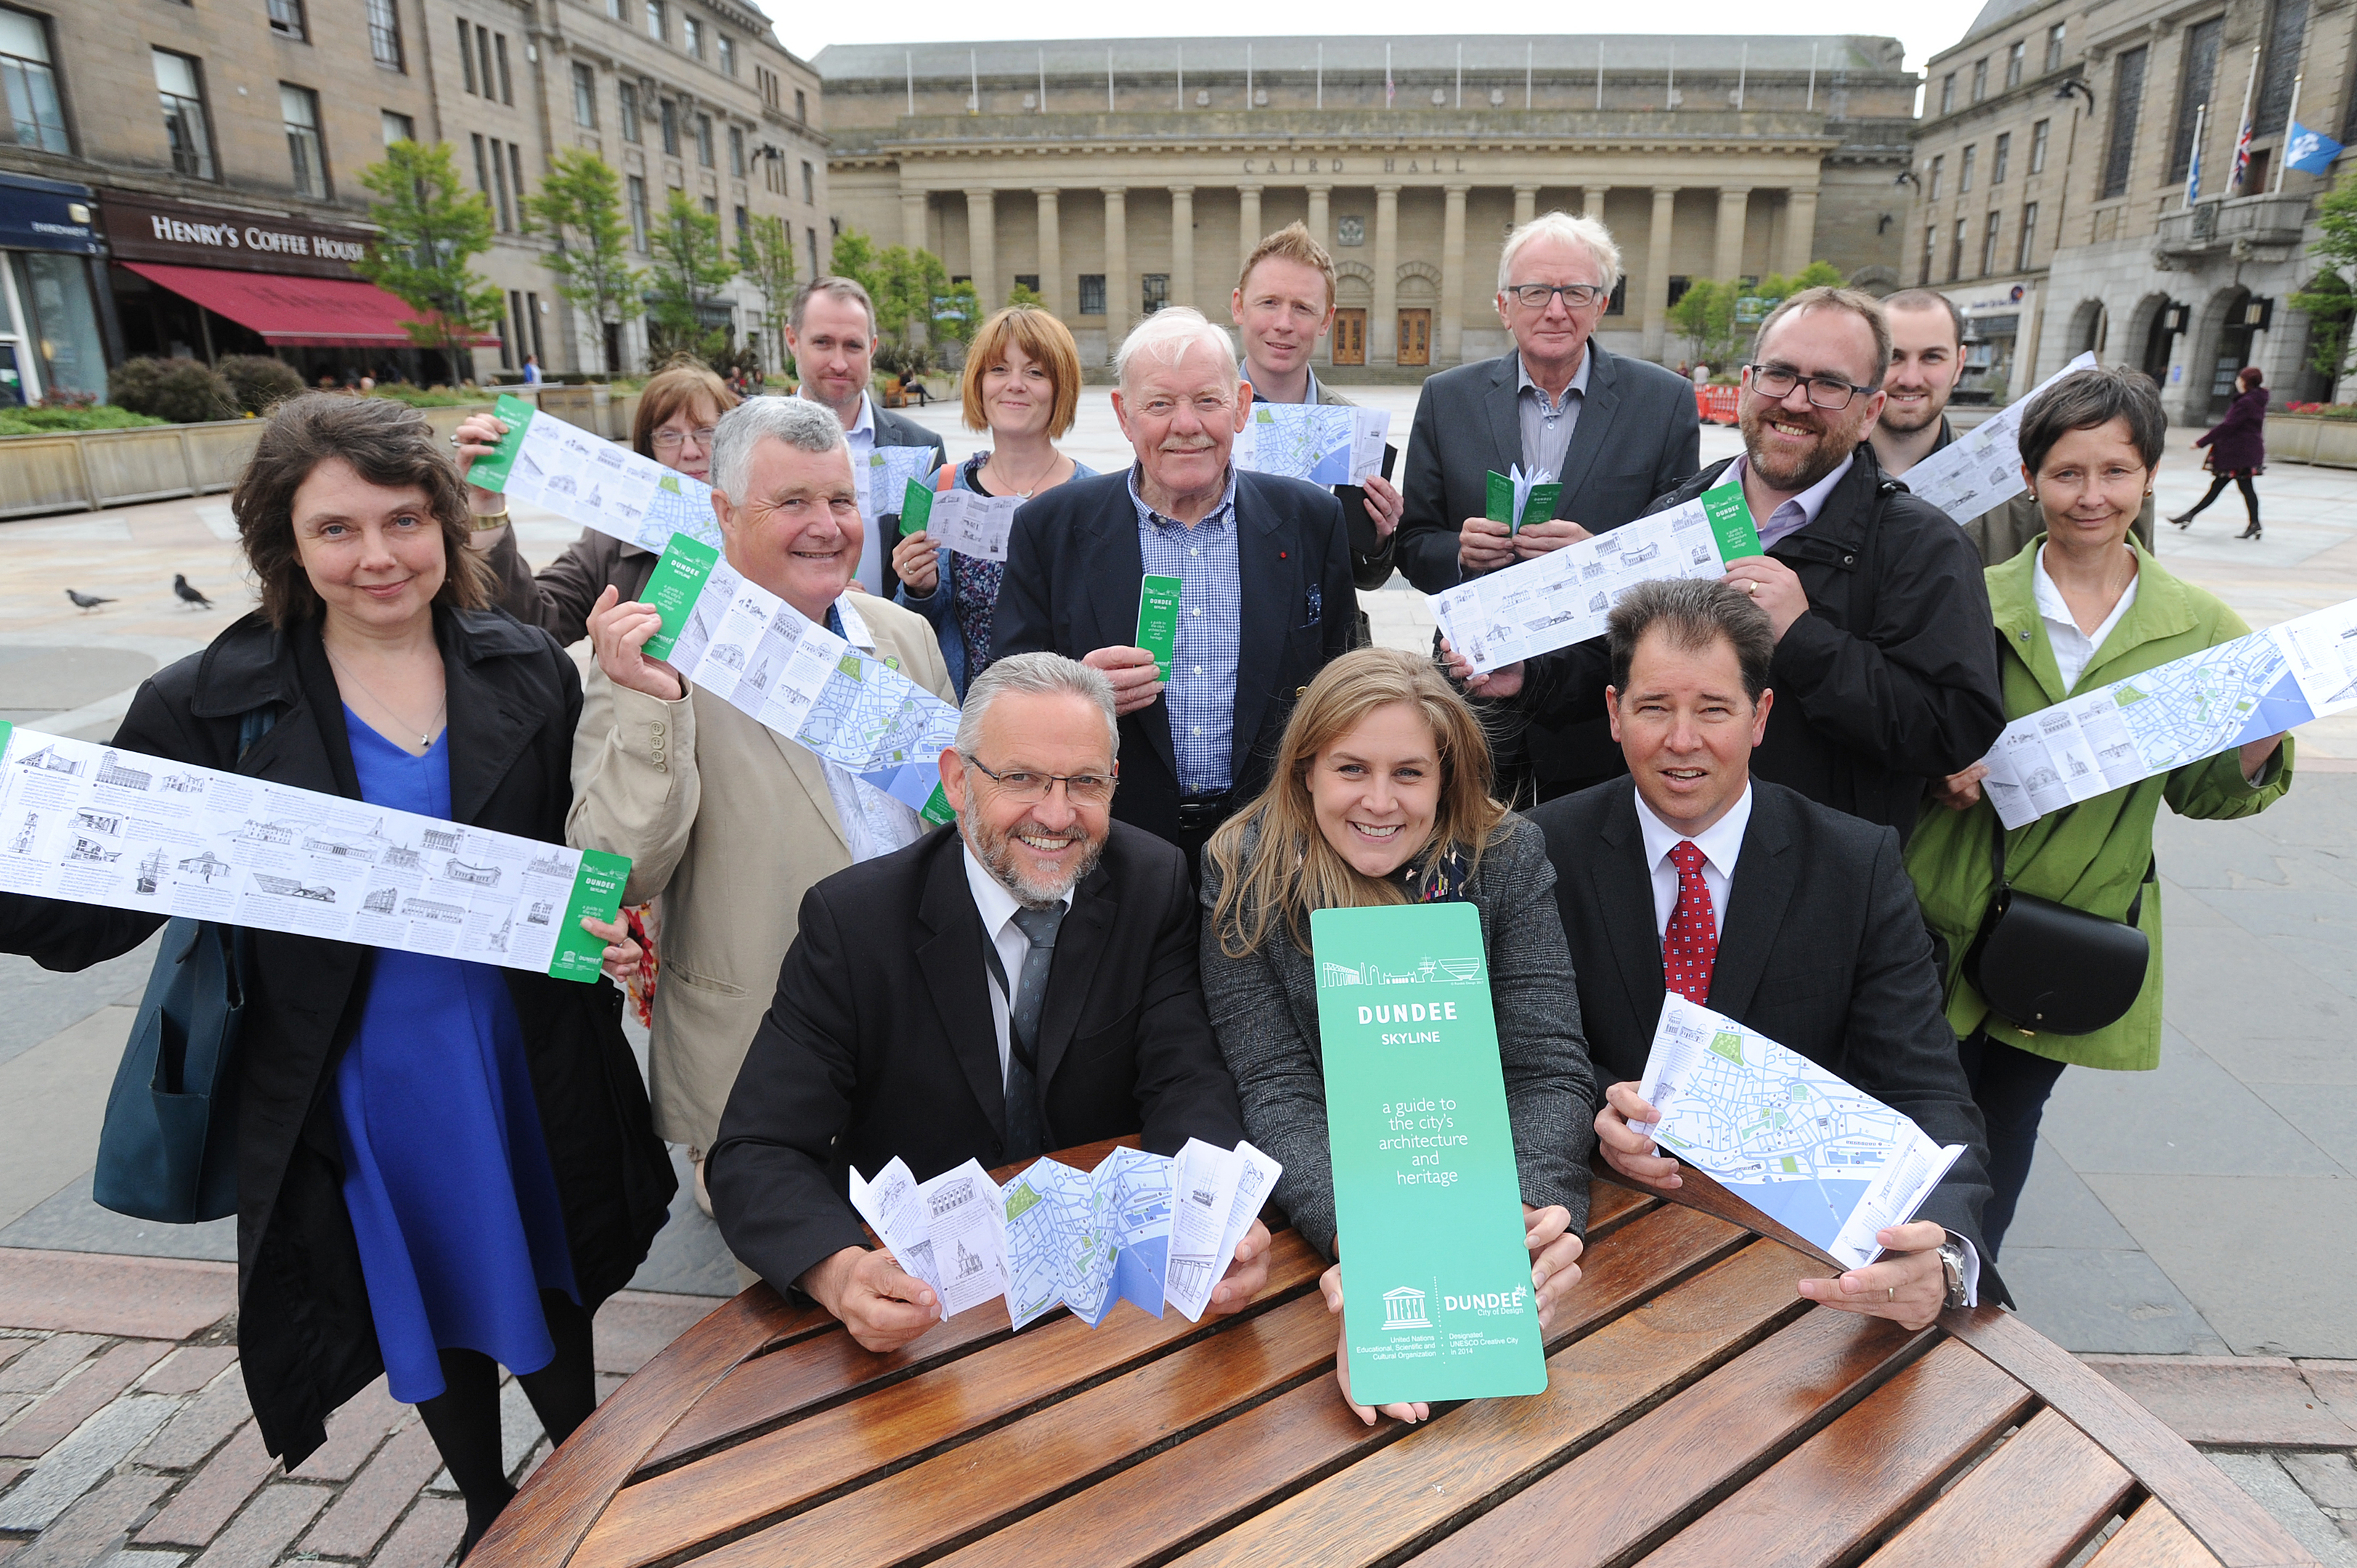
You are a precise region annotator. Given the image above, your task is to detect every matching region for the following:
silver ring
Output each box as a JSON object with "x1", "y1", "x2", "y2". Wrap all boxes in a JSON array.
[{"x1": 1886, "y1": 1286, "x2": 1894, "y2": 1302}]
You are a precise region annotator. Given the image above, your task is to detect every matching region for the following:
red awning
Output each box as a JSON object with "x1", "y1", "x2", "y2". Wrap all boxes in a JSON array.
[{"x1": 121, "y1": 261, "x2": 501, "y2": 349}]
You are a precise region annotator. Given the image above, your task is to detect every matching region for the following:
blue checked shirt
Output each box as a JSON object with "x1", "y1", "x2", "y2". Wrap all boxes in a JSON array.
[{"x1": 1129, "y1": 463, "x2": 1242, "y2": 795}]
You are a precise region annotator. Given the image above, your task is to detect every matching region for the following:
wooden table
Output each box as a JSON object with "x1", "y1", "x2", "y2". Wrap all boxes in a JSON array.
[{"x1": 475, "y1": 1140, "x2": 2320, "y2": 1568}]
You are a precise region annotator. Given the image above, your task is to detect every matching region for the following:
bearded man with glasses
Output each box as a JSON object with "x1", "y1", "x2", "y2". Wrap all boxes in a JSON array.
[
  {"x1": 1395, "y1": 211, "x2": 1703, "y2": 803},
  {"x1": 1452, "y1": 286, "x2": 2004, "y2": 842},
  {"x1": 707, "y1": 653, "x2": 1264, "y2": 1352}
]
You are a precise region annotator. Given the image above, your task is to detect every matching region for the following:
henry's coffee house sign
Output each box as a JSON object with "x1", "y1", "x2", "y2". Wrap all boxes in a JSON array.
[{"x1": 97, "y1": 191, "x2": 375, "y2": 279}]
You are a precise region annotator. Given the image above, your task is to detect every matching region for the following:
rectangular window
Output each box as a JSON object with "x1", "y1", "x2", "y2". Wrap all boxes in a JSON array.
[
  {"x1": 696, "y1": 112, "x2": 712, "y2": 167},
  {"x1": 526, "y1": 291, "x2": 545, "y2": 364},
  {"x1": 1141, "y1": 273, "x2": 1168, "y2": 314},
  {"x1": 627, "y1": 173, "x2": 648, "y2": 250},
  {"x1": 1982, "y1": 211, "x2": 2001, "y2": 275},
  {"x1": 728, "y1": 124, "x2": 743, "y2": 176},
  {"x1": 717, "y1": 35, "x2": 735, "y2": 76},
  {"x1": 489, "y1": 138, "x2": 511, "y2": 229},
  {"x1": 701, "y1": 193, "x2": 717, "y2": 216},
  {"x1": 1929, "y1": 154, "x2": 1943, "y2": 200},
  {"x1": 381, "y1": 109, "x2": 412, "y2": 144},
  {"x1": 660, "y1": 97, "x2": 678, "y2": 155},
  {"x1": 267, "y1": 0, "x2": 305, "y2": 41},
  {"x1": 1949, "y1": 218, "x2": 1966, "y2": 281},
  {"x1": 646, "y1": 0, "x2": 664, "y2": 41},
  {"x1": 502, "y1": 289, "x2": 520, "y2": 370},
  {"x1": 1078, "y1": 273, "x2": 1106, "y2": 314},
  {"x1": 733, "y1": 203, "x2": 747, "y2": 250},
  {"x1": 2006, "y1": 41, "x2": 2025, "y2": 89},
  {"x1": 363, "y1": 0, "x2": 402, "y2": 69},
  {"x1": 2016, "y1": 202, "x2": 2038, "y2": 269},
  {"x1": 795, "y1": 88, "x2": 806, "y2": 123},
  {"x1": 1971, "y1": 58, "x2": 1988, "y2": 101},
  {"x1": 1961, "y1": 144, "x2": 1977, "y2": 192},
  {"x1": 1939, "y1": 73, "x2": 1955, "y2": 115},
  {"x1": 2045, "y1": 23, "x2": 2067, "y2": 73},
  {"x1": 472, "y1": 133, "x2": 492, "y2": 206},
  {"x1": 2030, "y1": 118, "x2": 2050, "y2": 173},
  {"x1": 153, "y1": 49, "x2": 213, "y2": 179},
  {"x1": 456, "y1": 20, "x2": 476, "y2": 94},
  {"x1": 0, "y1": 9, "x2": 69, "y2": 155},
  {"x1": 618, "y1": 80, "x2": 640, "y2": 142},
  {"x1": 477, "y1": 28, "x2": 495, "y2": 104},
  {"x1": 494, "y1": 33, "x2": 513, "y2": 105},
  {"x1": 806, "y1": 224, "x2": 818, "y2": 277},
  {"x1": 572, "y1": 62, "x2": 596, "y2": 127},
  {"x1": 1993, "y1": 131, "x2": 2011, "y2": 183},
  {"x1": 2168, "y1": 17, "x2": 2223, "y2": 183},
  {"x1": 1921, "y1": 224, "x2": 1935, "y2": 287},
  {"x1": 508, "y1": 141, "x2": 525, "y2": 212},
  {"x1": 682, "y1": 16, "x2": 701, "y2": 58},
  {"x1": 282, "y1": 83, "x2": 326, "y2": 198},
  {"x1": 606, "y1": 0, "x2": 623, "y2": 16},
  {"x1": 801, "y1": 158, "x2": 813, "y2": 205},
  {"x1": 2256, "y1": 0, "x2": 2311, "y2": 135},
  {"x1": 2102, "y1": 46, "x2": 2146, "y2": 197}
]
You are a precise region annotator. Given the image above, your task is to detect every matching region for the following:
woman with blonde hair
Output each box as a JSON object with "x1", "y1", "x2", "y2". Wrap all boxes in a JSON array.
[
  {"x1": 1199, "y1": 647, "x2": 1596, "y2": 1426},
  {"x1": 892, "y1": 306, "x2": 1097, "y2": 695}
]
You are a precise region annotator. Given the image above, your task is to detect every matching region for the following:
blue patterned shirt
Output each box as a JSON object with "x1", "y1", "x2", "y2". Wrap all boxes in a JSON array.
[{"x1": 1129, "y1": 463, "x2": 1242, "y2": 795}]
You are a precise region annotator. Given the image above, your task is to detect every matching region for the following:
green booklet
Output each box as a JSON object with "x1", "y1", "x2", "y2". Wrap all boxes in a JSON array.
[
  {"x1": 635, "y1": 534, "x2": 722, "y2": 663},
  {"x1": 1485, "y1": 466, "x2": 1563, "y2": 534},
  {"x1": 1136, "y1": 573, "x2": 1182, "y2": 682},
  {"x1": 1698, "y1": 478, "x2": 1763, "y2": 560},
  {"x1": 1312, "y1": 902, "x2": 1547, "y2": 1405},
  {"x1": 463, "y1": 393, "x2": 539, "y2": 494}
]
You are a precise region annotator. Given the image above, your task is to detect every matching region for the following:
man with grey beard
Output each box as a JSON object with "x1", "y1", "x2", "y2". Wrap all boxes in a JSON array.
[
  {"x1": 707, "y1": 652, "x2": 1263, "y2": 1352},
  {"x1": 1453, "y1": 286, "x2": 2003, "y2": 841}
]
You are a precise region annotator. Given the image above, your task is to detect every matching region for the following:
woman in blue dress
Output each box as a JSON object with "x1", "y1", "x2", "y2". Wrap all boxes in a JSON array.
[{"x1": 0, "y1": 393, "x2": 674, "y2": 1559}]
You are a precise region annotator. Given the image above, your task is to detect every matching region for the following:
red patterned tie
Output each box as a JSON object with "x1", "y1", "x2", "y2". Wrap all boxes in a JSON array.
[{"x1": 1663, "y1": 841, "x2": 1718, "y2": 1004}]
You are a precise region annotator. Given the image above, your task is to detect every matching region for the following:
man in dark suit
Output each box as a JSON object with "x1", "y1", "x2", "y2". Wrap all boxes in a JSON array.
[
  {"x1": 707, "y1": 652, "x2": 1268, "y2": 1352},
  {"x1": 783, "y1": 276, "x2": 948, "y2": 597},
  {"x1": 1528, "y1": 578, "x2": 2000, "y2": 1331},
  {"x1": 1395, "y1": 211, "x2": 1703, "y2": 799},
  {"x1": 993, "y1": 306, "x2": 1359, "y2": 865}
]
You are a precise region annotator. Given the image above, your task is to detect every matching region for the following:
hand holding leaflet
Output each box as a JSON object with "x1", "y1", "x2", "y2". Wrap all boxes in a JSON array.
[
  {"x1": 897, "y1": 477, "x2": 1025, "y2": 564},
  {"x1": 847, "y1": 1156, "x2": 944, "y2": 1297},
  {"x1": 1136, "y1": 576, "x2": 1183, "y2": 683}
]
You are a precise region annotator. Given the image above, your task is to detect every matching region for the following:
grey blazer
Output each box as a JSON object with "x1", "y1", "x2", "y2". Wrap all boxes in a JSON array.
[{"x1": 1197, "y1": 814, "x2": 1598, "y2": 1260}]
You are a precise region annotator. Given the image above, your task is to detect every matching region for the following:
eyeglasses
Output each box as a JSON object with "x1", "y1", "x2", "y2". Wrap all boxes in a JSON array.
[
  {"x1": 1743, "y1": 364, "x2": 1876, "y2": 411},
  {"x1": 963, "y1": 756, "x2": 1118, "y2": 806},
  {"x1": 1503, "y1": 282, "x2": 1608, "y2": 311},
  {"x1": 1133, "y1": 393, "x2": 1237, "y2": 421},
  {"x1": 651, "y1": 426, "x2": 717, "y2": 449}
]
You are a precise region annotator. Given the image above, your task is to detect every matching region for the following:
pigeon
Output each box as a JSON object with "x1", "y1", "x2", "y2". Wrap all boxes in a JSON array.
[
  {"x1": 65, "y1": 589, "x2": 114, "y2": 613},
  {"x1": 174, "y1": 574, "x2": 214, "y2": 610}
]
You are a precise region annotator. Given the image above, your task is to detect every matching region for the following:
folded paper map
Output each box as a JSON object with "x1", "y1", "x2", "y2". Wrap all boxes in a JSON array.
[
  {"x1": 1899, "y1": 352, "x2": 2098, "y2": 523},
  {"x1": 1233, "y1": 404, "x2": 1391, "y2": 486},
  {"x1": 897, "y1": 477, "x2": 1025, "y2": 564}
]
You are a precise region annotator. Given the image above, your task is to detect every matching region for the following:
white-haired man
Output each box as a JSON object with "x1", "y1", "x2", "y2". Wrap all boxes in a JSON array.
[
  {"x1": 994, "y1": 306, "x2": 1358, "y2": 867},
  {"x1": 569, "y1": 395, "x2": 955, "y2": 1236},
  {"x1": 1396, "y1": 211, "x2": 1703, "y2": 800},
  {"x1": 708, "y1": 652, "x2": 1266, "y2": 1351}
]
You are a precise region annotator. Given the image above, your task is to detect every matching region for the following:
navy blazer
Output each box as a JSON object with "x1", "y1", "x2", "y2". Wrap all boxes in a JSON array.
[
  {"x1": 990, "y1": 467, "x2": 1359, "y2": 844},
  {"x1": 1528, "y1": 777, "x2": 2005, "y2": 1297}
]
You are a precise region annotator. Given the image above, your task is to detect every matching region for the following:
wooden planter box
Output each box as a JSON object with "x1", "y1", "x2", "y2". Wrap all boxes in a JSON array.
[{"x1": 2262, "y1": 412, "x2": 2357, "y2": 468}]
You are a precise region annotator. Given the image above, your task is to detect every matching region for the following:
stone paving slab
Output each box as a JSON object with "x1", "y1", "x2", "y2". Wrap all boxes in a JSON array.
[
  {"x1": 0, "y1": 1257, "x2": 232, "y2": 1343},
  {"x1": 2085, "y1": 1357, "x2": 2357, "y2": 1447}
]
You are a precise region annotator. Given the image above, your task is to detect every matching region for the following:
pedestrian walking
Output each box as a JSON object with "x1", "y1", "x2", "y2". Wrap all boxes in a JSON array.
[{"x1": 2171, "y1": 367, "x2": 2269, "y2": 539}]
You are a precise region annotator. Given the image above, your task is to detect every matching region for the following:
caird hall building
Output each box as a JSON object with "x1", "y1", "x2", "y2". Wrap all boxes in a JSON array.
[{"x1": 815, "y1": 35, "x2": 1922, "y2": 372}]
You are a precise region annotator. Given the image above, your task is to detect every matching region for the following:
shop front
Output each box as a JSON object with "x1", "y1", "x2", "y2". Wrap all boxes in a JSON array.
[
  {"x1": 1945, "y1": 283, "x2": 2032, "y2": 406},
  {"x1": 97, "y1": 191, "x2": 496, "y2": 385},
  {"x1": 0, "y1": 171, "x2": 110, "y2": 404}
]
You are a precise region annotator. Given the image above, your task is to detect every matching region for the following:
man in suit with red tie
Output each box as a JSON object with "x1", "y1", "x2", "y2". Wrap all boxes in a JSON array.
[{"x1": 1526, "y1": 579, "x2": 2000, "y2": 1330}]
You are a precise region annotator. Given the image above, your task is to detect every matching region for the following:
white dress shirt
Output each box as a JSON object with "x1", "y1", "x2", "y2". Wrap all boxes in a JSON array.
[
  {"x1": 961, "y1": 844, "x2": 1071, "y2": 1083},
  {"x1": 2033, "y1": 543, "x2": 2138, "y2": 692},
  {"x1": 1631, "y1": 782, "x2": 1753, "y2": 939},
  {"x1": 813, "y1": 389, "x2": 883, "y2": 593}
]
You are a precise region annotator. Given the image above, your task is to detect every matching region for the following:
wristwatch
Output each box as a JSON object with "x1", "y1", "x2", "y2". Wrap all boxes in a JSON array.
[{"x1": 1937, "y1": 1237, "x2": 1969, "y2": 1309}]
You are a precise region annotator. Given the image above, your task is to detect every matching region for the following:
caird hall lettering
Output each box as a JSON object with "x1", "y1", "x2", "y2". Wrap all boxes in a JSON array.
[
  {"x1": 1236, "y1": 155, "x2": 1473, "y2": 174},
  {"x1": 148, "y1": 215, "x2": 366, "y2": 263}
]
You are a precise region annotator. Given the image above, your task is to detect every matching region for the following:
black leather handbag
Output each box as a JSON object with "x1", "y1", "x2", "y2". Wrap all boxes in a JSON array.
[{"x1": 1963, "y1": 811, "x2": 2151, "y2": 1036}]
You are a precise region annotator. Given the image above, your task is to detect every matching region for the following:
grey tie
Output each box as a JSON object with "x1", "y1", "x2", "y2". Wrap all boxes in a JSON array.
[{"x1": 999, "y1": 904, "x2": 1067, "y2": 1161}]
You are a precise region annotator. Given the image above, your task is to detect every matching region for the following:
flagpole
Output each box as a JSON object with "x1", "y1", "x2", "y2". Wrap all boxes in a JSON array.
[
  {"x1": 2277, "y1": 72, "x2": 2305, "y2": 193},
  {"x1": 2231, "y1": 43, "x2": 2260, "y2": 192}
]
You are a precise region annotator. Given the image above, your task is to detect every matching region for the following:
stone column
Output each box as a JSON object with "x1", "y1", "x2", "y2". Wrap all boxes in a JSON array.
[
  {"x1": 1035, "y1": 187, "x2": 1064, "y2": 320},
  {"x1": 965, "y1": 187, "x2": 999, "y2": 310},
  {"x1": 1714, "y1": 187, "x2": 1751, "y2": 282},
  {"x1": 1780, "y1": 187, "x2": 1819, "y2": 277},
  {"x1": 1305, "y1": 184, "x2": 1331, "y2": 250},
  {"x1": 1237, "y1": 184, "x2": 1263, "y2": 284},
  {"x1": 1441, "y1": 183, "x2": 1468, "y2": 365},
  {"x1": 1642, "y1": 186, "x2": 1679, "y2": 362},
  {"x1": 900, "y1": 188, "x2": 929, "y2": 251},
  {"x1": 1513, "y1": 184, "x2": 1539, "y2": 229},
  {"x1": 1372, "y1": 184, "x2": 1400, "y2": 364},
  {"x1": 1168, "y1": 184, "x2": 1195, "y2": 310},
  {"x1": 1583, "y1": 185, "x2": 1608, "y2": 221},
  {"x1": 1102, "y1": 186, "x2": 1130, "y2": 344}
]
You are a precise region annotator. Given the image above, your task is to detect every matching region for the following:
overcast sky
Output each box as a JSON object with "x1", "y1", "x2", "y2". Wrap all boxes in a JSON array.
[{"x1": 747, "y1": 7, "x2": 1996, "y2": 83}]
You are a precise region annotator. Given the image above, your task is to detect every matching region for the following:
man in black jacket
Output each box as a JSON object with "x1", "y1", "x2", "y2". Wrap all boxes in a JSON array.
[
  {"x1": 993, "y1": 307, "x2": 1358, "y2": 865},
  {"x1": 1460, "y1": 285, "x2": 2003, "y2": 841},
  {"x1": 707, "y1": 653, "x2": 1265, "y2": 1352},
  {"x1": 1529, "y1": 579, "x2": 2000, "y2": 1328}
]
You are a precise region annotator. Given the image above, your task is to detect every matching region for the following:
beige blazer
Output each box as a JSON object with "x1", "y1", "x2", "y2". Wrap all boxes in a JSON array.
[{"x1": 568, "y1": 594, "x2": 955, "y2": 1151}]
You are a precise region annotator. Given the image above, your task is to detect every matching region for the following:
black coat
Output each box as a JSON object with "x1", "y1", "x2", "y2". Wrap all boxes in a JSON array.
[
  {"x1": 990, "y1": 469, "x2": 1359, "y2": 844},
  {"x1": 1528, "y1": 777, "x2": 2003, "y2": 1292},
  {"x1": 1520, "y1": 444, "x2": 2006, "y2": 840},
  {"x1": 705, "y1": 821, "x2": 1245, "y2": 1295},
  {"x1": 0, "y1": 610, "x2": 675, "y2": 1466}
]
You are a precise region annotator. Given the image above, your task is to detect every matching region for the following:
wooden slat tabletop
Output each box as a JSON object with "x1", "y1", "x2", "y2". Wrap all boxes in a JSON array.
[{"x1": 472, "y1": 1140, "x2": 2319, "y2": 1568}]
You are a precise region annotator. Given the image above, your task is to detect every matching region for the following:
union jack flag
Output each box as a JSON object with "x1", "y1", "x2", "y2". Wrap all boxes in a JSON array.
[{"x1": 2231, "y1": 115, "x2": 2255, "y2": 191}]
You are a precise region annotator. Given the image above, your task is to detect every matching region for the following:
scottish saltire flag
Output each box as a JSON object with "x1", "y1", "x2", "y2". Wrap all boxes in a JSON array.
[
  {"x1": 2231, "y1": 116, "x2": 2254, "y2": 190},
  {"x1": 2287, "y1": 121, "x2": 2346, "y2": 173},
  {"x1": 2186, "y1": 134, "x2": 2203, "y2": 206}
]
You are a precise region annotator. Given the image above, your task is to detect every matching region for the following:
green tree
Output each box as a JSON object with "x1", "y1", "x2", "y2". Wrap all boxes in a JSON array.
[
  {"x1": 353, "y1": 141, "x2": 505, "y2": 382},
  {"x1": 1006, "y1": 279, "x2": 1044, "y2": 309},
  {"x1": 2290, "y1": 173, "x2": 2357, "y2": 391},
  {"x1": 1667, "y1": 262, "x2": 1850, "y2": 371},
  {"x1": 734, "y1": 212, "x2": 799, "y2": 374},
  {"x1": 525, "y1": 147, "x2": 645, "y2": 372},
  {"x1": 647, "y1": 190, "x2": 735, "y2": 362},
  {"x1": 933, "y1": 278, "x2": 982, "y2": 347}
]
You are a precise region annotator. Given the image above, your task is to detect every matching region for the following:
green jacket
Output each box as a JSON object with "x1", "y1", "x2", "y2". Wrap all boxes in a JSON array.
[{"x1": 1904, "y1": 536, "x2": 2293, "y2": 1071}]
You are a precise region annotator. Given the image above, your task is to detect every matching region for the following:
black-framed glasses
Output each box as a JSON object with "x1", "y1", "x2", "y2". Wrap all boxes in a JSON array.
[
  {"x1": 1503, "y1": 282, "x2": 1608, "y2": 310},
  {"x1": 1743, "y1": 364, "x2": 1876, "y2": 410},
  {"x1": 962, "y1": 755, "x2": 1118, "y2": 806}
]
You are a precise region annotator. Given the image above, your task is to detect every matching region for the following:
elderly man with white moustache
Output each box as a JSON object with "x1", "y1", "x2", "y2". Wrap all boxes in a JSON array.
[
  {"x1": 992, "y1": 306, "x2": 1360, "y2": 872},
  {"x1": 566, "y1": 396, "x2": 954, "y2": 1258}
]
